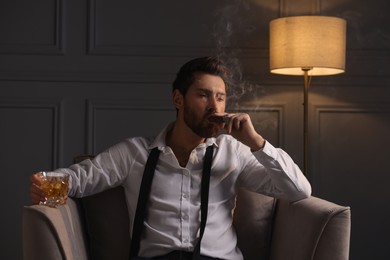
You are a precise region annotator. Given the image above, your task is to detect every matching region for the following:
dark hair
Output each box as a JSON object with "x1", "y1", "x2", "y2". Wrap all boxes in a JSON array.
[{"x1": 172, "y1": 56, "x2": 232, "y2": 96}]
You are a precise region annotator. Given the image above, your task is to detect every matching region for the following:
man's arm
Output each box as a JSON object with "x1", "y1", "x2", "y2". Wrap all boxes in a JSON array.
[
  {"x1": 253, "y1": 142, "x2": 312, "y2": 201},
  {"x1": 28, "y1": 140, "x2": 134, "y2": 204},
  {"x1": 224, "y1": 112, "x2": 311, "y2": 201}
]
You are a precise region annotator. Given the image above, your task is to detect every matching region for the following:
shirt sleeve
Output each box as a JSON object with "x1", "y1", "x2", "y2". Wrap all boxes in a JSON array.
[
  {"x1": 239, "y1": 141, "x2": 312, "y2": 202},
  {"x1": 51, "y1": 140, "x2": 134, "y2": 198}
]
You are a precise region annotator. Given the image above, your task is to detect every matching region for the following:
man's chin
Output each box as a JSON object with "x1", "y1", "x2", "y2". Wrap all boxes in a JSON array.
[
  {"x1": 190, "y1": 126, "x2": 218, "y2": 138},
  {"x1": 199, "y1": 126, "x2": 221, "y2": 138}
]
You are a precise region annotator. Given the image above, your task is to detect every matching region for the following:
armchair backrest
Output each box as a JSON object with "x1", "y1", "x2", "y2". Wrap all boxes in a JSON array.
[{"x1": 80, "y1": 187, "x2": 131, "y2": 260}]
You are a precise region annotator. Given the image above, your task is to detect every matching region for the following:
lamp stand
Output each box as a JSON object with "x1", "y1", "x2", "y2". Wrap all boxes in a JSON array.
[
  {"x1": 269, "y1": 16, "x2": 346, "y2": 175},
  {"x1": 302, "y1": 67, "x2": 312, "y2": 175}
]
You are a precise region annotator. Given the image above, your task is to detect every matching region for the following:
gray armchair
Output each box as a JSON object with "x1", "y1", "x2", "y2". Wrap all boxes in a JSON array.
[{"x1": 23, "y1": 186, "x2": 351, "y2": 260}]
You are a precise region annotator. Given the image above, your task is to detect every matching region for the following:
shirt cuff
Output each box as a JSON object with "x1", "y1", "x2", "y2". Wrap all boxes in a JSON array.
[{"x1": 252, "y1": 140, "x2": 279, "y2": 161}]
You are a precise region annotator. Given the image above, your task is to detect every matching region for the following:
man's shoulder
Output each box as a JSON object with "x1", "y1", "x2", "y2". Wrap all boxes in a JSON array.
[
  {"x1": 124, "y1": 136, "x2": 154, "y2": 146},
  {"x1": 110, "y1": 136, "x2": 154, "y2": 152}
]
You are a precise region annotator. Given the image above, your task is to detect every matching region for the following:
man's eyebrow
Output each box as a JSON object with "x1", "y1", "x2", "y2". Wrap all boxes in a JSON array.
[
  {"x1": 196, "y1": 88, "x2": 226, "y2": 96},
  {"x1": 196, "y1": 87, "x2": 211, "y2": 93}
]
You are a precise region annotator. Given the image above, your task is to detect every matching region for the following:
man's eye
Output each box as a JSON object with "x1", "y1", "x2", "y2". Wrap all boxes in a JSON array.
[{"x1": 217, "y1": 95, "x2": 226, "y2": 102}]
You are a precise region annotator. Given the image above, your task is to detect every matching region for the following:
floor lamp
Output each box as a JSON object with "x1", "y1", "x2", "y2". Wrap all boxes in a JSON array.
[{"x1": 269, "y1": 15, "x2": 347, "y2": 175}]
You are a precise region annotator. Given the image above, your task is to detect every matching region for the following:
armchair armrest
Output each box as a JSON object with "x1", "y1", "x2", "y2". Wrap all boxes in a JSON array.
[
  {"x1": 270, "y1": 196, "x2": 351, "y2": 260},
  {"x1": 22, "y1": 198, "x2": 88, "y2": 260}
]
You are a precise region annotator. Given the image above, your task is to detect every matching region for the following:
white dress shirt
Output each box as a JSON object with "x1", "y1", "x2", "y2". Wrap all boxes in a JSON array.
[{"x1": 56, "y1": 123, "x2": 311, "y2": 259}]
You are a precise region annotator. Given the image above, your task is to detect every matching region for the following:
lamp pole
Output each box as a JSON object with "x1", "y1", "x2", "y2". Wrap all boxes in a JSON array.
[{"x1": 302, "y1": 67, "x2": 312, "y2": 175}]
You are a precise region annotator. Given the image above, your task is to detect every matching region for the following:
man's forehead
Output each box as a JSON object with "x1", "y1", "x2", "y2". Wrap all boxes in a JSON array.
[{"x1": 192, "y1": 72, "x2": 226, "y2": 92}]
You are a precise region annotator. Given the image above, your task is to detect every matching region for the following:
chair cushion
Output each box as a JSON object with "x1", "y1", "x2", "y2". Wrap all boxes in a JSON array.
[
  {"x1": 233, "y1": 188, "x2": 276, "y2": 260},
  {"x1": 81, "y1": 187, "x2": 276, "y2": 260},
  {"x1": 81, "y1": 186, "x2": 131, "y2": 260}
]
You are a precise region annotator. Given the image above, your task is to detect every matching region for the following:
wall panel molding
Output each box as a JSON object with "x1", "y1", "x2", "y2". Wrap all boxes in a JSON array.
[
  {"x1": 0, "y1": 70, "x2": 175, "y2": 84},
  {"x1": 1, "y1": 49, "x2": 389, "y2": 82},
  {"x1": 86, "y1": 99, "x2": 175, "y2": 154},
  {"x1": 86, "y1": 0, "x2": 267, "y2": 57},
  {"x1": 0, "y1": 0, "x2": 64, "y2": 55},
  {"x1": 310, "y1": 102, "x2": 390, "y2": 193},
  {"x1": 87, "y1": 0, "x2": 208, "y2": 57},
  {"x1": 0, "y1": 98, "x2": 63, "y2": 169}
]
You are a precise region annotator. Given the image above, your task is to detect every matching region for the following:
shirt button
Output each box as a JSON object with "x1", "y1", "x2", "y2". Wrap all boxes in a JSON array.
[
  {"x1": 182, "y1": 214, "x2": 188, "y2": 220},
  {"x1": 182, "y1": 193, "x2": 188, "y2": 199},
  {"x1": 183, "y1": 238, "x2": 189, "y2": 243}
]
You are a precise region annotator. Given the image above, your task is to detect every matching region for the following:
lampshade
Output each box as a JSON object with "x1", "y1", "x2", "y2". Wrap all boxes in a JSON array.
[{"x1": 270, "y1": 16, "x2": 346, "y2": 76}]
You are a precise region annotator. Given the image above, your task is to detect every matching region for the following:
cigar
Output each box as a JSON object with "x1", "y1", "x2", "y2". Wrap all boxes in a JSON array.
[{"x1": 208, "y1": 115, "x2": 230, "y2": 124}]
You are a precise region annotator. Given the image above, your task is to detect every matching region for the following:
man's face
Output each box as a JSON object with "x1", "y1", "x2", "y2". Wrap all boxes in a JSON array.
[{"x1": 181, "y1": 72, "x2": 227, "y2": 138}]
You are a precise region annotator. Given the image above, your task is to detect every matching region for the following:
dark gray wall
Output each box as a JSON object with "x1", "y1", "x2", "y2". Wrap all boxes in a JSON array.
[{"x1": 1, "y1": 0, "x2": 389, "y2": 259}]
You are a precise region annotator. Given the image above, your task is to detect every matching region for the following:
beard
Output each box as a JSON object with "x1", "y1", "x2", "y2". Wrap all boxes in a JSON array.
[{"x1": 183, "y1": 104, "x2": 219, "y2": 138}]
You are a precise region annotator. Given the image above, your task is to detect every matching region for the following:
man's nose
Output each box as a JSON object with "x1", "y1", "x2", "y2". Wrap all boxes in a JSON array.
[
  {"x1": 207, "y1": 107, "x2": 216, "y2": 114},
  {"x1": 207, "y1": 97, "x2": 218, "y2": 112}
]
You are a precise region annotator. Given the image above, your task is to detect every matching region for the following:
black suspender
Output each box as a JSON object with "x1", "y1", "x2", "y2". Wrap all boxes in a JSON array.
[
  {"x1": 130, "y1": 145, "x2": 214, "y2": 259},
  {"x1": 192, "y1": 145, "x2": 214, "y2": 260},
  {"x1": 130, "y1": 147, "x2": 161, "y2": 258}
]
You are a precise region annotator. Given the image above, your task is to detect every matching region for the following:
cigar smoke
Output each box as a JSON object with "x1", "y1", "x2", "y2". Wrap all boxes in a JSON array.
[
  {"x1": 211, "y1": 0, "x2": 275, "y2": 134},
  {"x1": 212, "y1": 0, "x2": 266, "y2": 111}
]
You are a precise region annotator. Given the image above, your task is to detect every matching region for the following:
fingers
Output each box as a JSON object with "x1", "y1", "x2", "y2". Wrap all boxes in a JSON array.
[
  {"x1": 223, "y1": 113, "x2": 250, "y2": 134},
  {"x1": 29, "y1": 172, "x2": 46, "y2": 205},
  {"x1": 222, "y1": 113, "x2": 265, "y2": 150},
  {"x1": 208, "y1": 113, "x2": 262, "y2": 148}
]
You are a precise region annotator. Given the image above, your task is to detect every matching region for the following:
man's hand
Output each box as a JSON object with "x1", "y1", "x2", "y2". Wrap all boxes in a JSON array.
[
  {"x1": 212, "y1": 113, "x2": 266, "y2": 151},
  {"x1": 29, "y1": 172, "x2": 46, "y2": 205}
]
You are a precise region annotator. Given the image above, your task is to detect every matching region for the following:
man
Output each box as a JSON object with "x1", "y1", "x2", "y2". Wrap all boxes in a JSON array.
[{"x1": 30, "y1": 56, "x2": 311, "y2": 260}]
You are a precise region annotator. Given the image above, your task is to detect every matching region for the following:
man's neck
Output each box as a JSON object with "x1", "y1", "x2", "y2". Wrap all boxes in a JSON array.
[{"x1": 166, "y1": 121, "x2": 205, "y2": 167}]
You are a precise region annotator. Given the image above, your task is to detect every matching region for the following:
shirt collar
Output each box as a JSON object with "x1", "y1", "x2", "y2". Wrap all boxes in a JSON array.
[{"x1": 148, "y1": 122, "x2": 218, "y2": 151}]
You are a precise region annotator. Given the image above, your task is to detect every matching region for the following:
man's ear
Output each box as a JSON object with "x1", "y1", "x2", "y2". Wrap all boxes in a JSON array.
[{"x1": 172, "y1": 89, "x2": 184, "y2": 110}]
